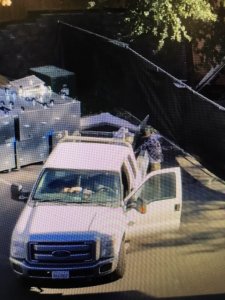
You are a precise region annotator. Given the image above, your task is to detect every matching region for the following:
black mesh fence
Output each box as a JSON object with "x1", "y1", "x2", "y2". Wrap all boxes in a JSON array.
[{"x1": 57, "y1": 22, "x2": 225, "y2": 180}]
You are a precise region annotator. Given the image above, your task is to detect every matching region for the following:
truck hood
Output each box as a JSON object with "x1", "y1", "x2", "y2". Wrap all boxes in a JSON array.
[{"x1": 13, "y1": 204, "x2": 126, "y2": 242}]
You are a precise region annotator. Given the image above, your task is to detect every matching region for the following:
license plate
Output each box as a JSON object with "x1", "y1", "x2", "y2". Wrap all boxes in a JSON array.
[{"x1": 52, "y1": 270, "x2": 70, "y2": 279}]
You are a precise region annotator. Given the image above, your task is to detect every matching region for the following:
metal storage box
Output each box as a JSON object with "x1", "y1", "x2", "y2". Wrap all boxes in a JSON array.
[
  {"x1": 0, "y1": 115, "x2": 15, "y2": 143},
  {"x1": 49, "y1": 101, "x2": 80, "y2": 134},
  {"x1": 16, "y1": 101, "x2": 80, "y2": 140},
  {"x1": 30, "y1": 65, "x2": 76, "y2": 97},
  {"x1": 9, "y1": 75, "x2": 45, "y2": 93},
  {"x1": 0, "y1": 142, "x2": 16, "y2": 172},
  {"x1": 15, "y1": 136, "x2": 49, "y2": 168}
]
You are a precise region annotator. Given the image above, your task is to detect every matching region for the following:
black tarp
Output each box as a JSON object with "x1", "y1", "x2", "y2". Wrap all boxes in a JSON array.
[{"x1": 57, "y1": 22, "x2": 225, "y2": 180}]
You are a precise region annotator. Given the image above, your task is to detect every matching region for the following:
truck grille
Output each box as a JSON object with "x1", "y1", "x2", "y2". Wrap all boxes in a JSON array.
[{"x1": 28, "y1": 241, "x2": 95, "y2": 265}]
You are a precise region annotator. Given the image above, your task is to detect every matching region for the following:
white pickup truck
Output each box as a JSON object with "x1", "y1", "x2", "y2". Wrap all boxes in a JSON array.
[{"x1": 9, "y1": 134, "x2": 182, "y2": 284}]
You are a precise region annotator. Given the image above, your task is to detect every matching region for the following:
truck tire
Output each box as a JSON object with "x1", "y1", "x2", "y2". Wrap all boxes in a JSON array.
[{"x1": 113, "y1": 241, "x2": 126, "y2": 279}]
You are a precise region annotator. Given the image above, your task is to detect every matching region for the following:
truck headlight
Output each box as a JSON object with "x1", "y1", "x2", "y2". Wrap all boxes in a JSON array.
[
  {"x1": 100, "y1": 236, "x2": 116, "y2": 258},
  {"x1": 10, "y1": 240, "x2": 26, "y2": 259}
]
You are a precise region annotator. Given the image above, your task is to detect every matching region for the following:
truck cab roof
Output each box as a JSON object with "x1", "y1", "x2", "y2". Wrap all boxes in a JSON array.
[{"x1": 44, "y1": 141, "x2": 133, "y2": 172}]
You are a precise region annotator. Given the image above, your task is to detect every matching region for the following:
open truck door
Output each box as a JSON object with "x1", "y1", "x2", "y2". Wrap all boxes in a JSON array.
[{"x1": 125, "y1": 167, "x2": 182, "y2": 238}]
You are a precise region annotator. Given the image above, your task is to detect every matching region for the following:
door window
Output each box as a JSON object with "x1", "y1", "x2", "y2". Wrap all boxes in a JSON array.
[{"x1": 141, "y1": 172, "x2": 176, "y2": 204}]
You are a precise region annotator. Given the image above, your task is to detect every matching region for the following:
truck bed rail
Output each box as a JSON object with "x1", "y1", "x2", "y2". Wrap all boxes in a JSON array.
[{"x1": 58, "y1": 130, "x2": 133, "y2": 149}]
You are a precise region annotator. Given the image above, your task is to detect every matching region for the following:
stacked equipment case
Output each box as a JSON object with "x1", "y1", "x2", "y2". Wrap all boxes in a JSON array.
[{"x1": 0, "y1": 71, "x2": 80, "y2": 171}]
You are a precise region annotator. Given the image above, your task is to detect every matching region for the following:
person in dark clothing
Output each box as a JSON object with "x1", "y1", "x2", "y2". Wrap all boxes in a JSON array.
[{"x1": 135, "y1": 126, "x2": 163, "y2": 172}]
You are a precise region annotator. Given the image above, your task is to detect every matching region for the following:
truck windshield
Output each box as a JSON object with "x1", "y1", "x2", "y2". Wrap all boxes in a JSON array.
[{"x1": 32, "y1": 168, "x2": 122, "y2": 206}]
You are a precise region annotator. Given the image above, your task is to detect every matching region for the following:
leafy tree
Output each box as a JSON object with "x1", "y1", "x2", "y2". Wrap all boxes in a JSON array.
[
  {"x1": 0, "y1": 0, "x2": 12, "y2": 6},
  {"x1": 88, "y1": 0, "x2": 225, "y2": 66},
  {"x1": 189, "y1": 1, "x2": 225, "y2": 66}
]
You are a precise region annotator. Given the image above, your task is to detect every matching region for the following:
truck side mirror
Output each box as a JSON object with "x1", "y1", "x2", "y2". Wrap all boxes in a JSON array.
[
  {"x1": 126, "y1": 197, "x2": 147, "y2": 214},
  {"x1": 126, "y1": 197, "x2": 137, "y2": 210},
  {"x1": 11, "y1": 184, "x2": 22, "y2": 200},
  {"x1": 11, "y1": 184, "x2": 29, "y2": 202},
  {"x1": 136, "y1": 198, "x2": 147, "y2": 214}
]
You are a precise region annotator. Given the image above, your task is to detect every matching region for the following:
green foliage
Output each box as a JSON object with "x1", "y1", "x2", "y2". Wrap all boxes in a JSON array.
[
  {"x1": 125, "y1": 0, "x2": 217, "y2": 50},
  {"x1": 88, "y1": 1, "x2": 217, "y2": 47},
  {"x1": 88, "y1": 1, "x2": 225, "y2": 66}
]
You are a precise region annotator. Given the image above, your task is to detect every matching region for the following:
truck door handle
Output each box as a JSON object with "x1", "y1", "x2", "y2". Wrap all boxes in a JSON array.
[{"x1": 174, "y1": 204, "x2": 181, "y2": 211}]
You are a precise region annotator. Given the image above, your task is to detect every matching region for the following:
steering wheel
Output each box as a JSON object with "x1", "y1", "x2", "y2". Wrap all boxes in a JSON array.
[{"x1": 96, "y1": 186, "x2": 116, "y2": 195}]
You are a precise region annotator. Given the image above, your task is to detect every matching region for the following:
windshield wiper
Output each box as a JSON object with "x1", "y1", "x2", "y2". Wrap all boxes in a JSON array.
[
  {"x1": 71, "y1": 201, "x2": 96, "y2": 204},
  {"x1": 67, "y1": 201, "x2": 111, "y2": 206},
  {"x1": 35, "y1": 199, "x2": 68, "y2": 204},
  {"x1": 34, "y1": 198, "x2": 115, "y2": 206},
  {"x1": 91, "y1": 201, "x2": 115, "y2": 207}
]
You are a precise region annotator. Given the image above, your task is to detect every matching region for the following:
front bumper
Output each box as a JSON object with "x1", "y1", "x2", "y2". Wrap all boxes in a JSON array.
[{"x1": 10, "y1": 257, "x2": 117, "y2": 280}]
